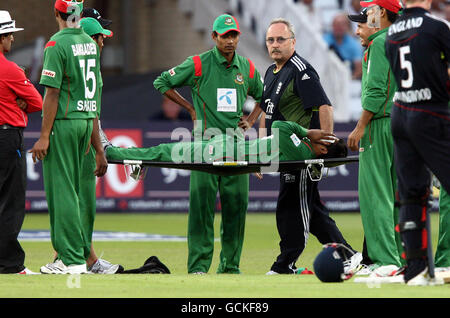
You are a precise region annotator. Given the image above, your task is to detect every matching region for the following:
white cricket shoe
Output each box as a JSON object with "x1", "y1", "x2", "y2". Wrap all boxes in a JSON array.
[
  {"x1": 88, "y1": 258, "x2": 121, "y2": 274},
  {"x1": 40, "y1": 259, "x2": 88, "y2": 275},
  {"x1": 343, "y1": 252, "x2": 363, "y2": 275},
  {"x1": 16, "y1": 267, "x2": 40, "y2": 275},
  {"x1": 265, "y1": 270, "x2": 279, "y2": 275},
  {"x1": 370, "y1": 264, "x2": 400, "y2": 278},
  {"x1": 406, "y1": 267, "x2": 444, "y2": 286},
  {"x1": 354, "y1": 264, "x2": 377, "y2": 276}
]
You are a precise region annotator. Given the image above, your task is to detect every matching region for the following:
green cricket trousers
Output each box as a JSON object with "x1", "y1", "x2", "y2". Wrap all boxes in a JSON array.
[
  {"x1": 43, "y1": 119, "x2": 93, "y2": 266},
  {"x1": 359, "y1": 117, "x2": 403, "y2": 267},
  {"x1": 436, "y1": 187, "x2": 450, "y2": 267},
  {"x1": 188, "y1": 171, "x2": 248, "y2": 274}
]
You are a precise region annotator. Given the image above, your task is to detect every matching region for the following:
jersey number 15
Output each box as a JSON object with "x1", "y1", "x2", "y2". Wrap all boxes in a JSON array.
[{"x1": 79, "y1": 59, "x2": 97, "y2": 99}]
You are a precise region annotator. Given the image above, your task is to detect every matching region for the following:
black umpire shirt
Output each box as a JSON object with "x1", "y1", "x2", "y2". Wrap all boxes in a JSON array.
[
  {"x1": 385, "y1": 7, "x2": 450, "y2": 112},
  {"x1": 260, "y1": 51, "x2": 331, "y2": 134}
]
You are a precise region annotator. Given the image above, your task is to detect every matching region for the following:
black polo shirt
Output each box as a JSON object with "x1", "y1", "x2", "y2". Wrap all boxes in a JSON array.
[{"x1": 260, "y1": 52, "x2": 331, "y2": 134}]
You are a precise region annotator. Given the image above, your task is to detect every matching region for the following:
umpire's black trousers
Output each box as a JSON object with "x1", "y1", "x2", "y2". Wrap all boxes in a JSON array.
[
  {"x1": 270, "y1": 169, "x2": 355, "y2": 273},
  {"x1": 0, "y1": 128, "x2": 26, "y2": 274}
]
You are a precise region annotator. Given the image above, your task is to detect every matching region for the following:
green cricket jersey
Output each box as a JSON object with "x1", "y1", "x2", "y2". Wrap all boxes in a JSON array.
[
  {"x1": 153, "y1": 46, "x2": 264, "y2": 134},
  {"x1": 40, "y1": 28, "x2": 101, "y2": 120},
  {"x1": 361, "y1": 28, "x2": 397, "y2": 118},
  {"x1": 106, "y1": 120, "x2": 314, "y2": 163}
]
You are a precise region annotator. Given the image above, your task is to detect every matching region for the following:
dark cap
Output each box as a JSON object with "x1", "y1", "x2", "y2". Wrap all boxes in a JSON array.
[
  {"x1": 348, "y1": 7, "x2": 368, "y2": 23},
  {"x1": 81, "y1": 7, "x2": 112, "y2": 27}
]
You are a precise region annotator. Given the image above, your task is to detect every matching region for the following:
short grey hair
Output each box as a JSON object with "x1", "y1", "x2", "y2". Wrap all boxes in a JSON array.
[{"x1": 268, "y1": 18, "x2": 296, "y2": 38}]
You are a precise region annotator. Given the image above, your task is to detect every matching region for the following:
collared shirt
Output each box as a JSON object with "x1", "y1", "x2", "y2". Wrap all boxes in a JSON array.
[
  {"x1": 260, "y1": 51, "x2": 331, "y2": 134},
  {"x1": 153, "y1": 46, "x2": 263, "y2": 135},
  {"x1": 361, "y1": 28, "x2": 397, "y2": 118},
  {"x1": 40, "y1": 28, "x2": 101, "y2": 120},
  {"x1": 0, "y1": 51, "x2": 42, "y2": 127}
]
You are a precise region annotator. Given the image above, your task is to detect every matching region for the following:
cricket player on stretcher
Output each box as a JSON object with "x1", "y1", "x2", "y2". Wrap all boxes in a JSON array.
[{"x1": 101, "y1": 120, "x2": 346, "y2": 171}]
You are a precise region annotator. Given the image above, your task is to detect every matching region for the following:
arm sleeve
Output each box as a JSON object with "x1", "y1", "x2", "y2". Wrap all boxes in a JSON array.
[
  {"x1": 248, "y1": 68, "x2": 264, "y2": 102},
  {"x1": 153, "y1": 57, "x2": 196, "y2": 94},
  {"x1": 272, "y1": 120, "x2": 308, "y2": 138},
  {"x1": 294, "y1": 68, "x2": 331, "y2": 109},
  {"x1": 361, "y1": 40, "x2": 391, "y2": 114},
  {"x1": 39, "y1": 44, "x2": 64, "y2": 89},
  {"x1": 440, "y1": 21, "x2": 450, "y2": 63},
  {"x1": 6, "y1": 66, "x2": 43, "y2": 113}
]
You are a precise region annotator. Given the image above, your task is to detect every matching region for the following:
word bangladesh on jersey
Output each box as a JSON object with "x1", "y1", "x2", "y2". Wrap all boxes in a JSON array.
[{"x1": 71, "y1": 42, "x2": 98, "y2": 56}]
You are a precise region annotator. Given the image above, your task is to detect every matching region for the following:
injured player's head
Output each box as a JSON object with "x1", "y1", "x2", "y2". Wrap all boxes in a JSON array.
[{"x1": 313, "y1": 139, "x2": 348, "y2": 159}]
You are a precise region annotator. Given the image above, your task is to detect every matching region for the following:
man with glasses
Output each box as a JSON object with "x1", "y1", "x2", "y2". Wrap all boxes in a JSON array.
[{"x1": 241, "y1": 18, "x2": 360, "y2": 275}]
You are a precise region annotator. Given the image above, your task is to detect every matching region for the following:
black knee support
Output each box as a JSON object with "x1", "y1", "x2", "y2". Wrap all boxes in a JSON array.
[{"x1": 396, "y1": 195, "x2": 430, "y2": 261}]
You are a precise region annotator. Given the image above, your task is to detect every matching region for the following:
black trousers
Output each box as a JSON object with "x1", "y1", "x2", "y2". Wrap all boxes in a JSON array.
[
  {"x1": 0, "y1": 128, "x2": 26, "y2": 274},
  {"x1": 391, "y1": 105, "x2": 450, "y2": 262},
  {"x1": 270, "y1": 169, "x2": 355, "y2": 273}
]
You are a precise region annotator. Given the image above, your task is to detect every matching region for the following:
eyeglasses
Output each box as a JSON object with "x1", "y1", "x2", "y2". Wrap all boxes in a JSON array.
[{"x1": 265, "y1": 36, "x2": 294, "y2": 45}]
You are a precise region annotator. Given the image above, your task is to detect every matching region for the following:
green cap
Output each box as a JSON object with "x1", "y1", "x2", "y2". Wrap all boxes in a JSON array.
[
  {"x1": 212, "y1": 14, "x2": 240, "y2": 35},
  {"x1": 80, "y1": 17, "x2": 113, "y2": 37}
]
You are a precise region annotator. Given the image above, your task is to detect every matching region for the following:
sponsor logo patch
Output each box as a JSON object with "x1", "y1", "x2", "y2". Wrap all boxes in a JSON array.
[
  {"x1": 217, "y1": 88, "x2": 237, "y2": 112},
  {"x1": 42, "y1": 69, "x2": 56, "y2": 78},
  {"x1": 290, "y1": 133, "x2": 301, "y2": 147},
  {"x1": 169, "y1": 68, "x2": 176, "y2": 76}
]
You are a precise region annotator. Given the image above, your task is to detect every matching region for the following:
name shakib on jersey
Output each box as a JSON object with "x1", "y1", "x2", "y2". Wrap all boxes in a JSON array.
[
  {"x1": 394, "y1": 88, "x2": 432, "y2": 103},
  {"x1": 77, "y1": 100, "x2": 97, "y2": 112},
  {"x1": 388, "y1": 17, "x2": 423, "y2": 36},
  {"x1": 71, "y1": 43, "x2": 97, "y2": 56}
]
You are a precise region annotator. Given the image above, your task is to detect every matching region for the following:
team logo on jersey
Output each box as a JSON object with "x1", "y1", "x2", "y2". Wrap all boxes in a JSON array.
[
  {"x1": 42, "y1": 69, "x2": 56, "y2": 78},
  {"x1": 225, "y1": 17, "x2": 233, "y2": 25},
  {"x1": 234, "y1": 73, "x2": 244, "y2": 85},
  {"x1": 169, "y1": 68, "x2": 176, "y2": 76},
  {"x1": 264, "y1": 98, "x2": 275, "y2": 119},
  {"x1": 284, "y1": 174, "x2": 296, "y2": 183}
]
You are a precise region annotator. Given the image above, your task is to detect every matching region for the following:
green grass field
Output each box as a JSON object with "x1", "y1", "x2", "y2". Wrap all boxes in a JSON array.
[{"x1": 1, "y1": 212, "x2": 449, "y2": 299}]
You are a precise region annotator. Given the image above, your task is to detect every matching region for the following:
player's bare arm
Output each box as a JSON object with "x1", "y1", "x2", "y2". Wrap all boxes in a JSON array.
[
  {"x1": 318, "y1": 104, "x2": 334, "y2": 133},
  {"x1": 238, "y1": 103, "x2": 262, "y2": 131},
  {"x1": 29, "y1": 87, "x2": 60, "y2": 163},
  {"x1": 92, "y1": 117, "x2": 108, "y2": 177},
  {"x1": 347, "y1": 109, "x2": 374, "y2": 151}
]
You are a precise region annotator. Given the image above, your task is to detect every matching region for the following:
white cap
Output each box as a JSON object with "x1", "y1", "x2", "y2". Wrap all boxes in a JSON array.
[{"x1": 0, "y1": 11, "x2": 24, "y2": 35}]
